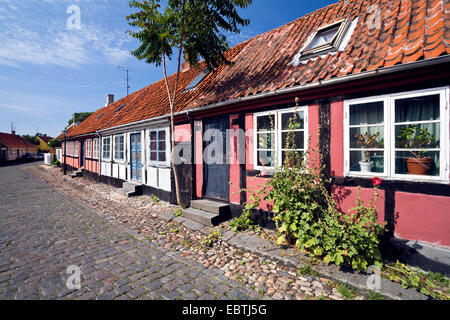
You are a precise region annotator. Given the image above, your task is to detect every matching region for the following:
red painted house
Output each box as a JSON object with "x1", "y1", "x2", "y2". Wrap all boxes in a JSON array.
[{"x1": 61, "y1": 0, "x2": 449, "y2": 259}]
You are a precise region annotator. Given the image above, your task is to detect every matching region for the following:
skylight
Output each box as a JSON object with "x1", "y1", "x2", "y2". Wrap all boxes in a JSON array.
[
  {"x1": 183, "y1": 69, "x2": 210, "y2": 92},
  {"x1": 115, "y1": 104, "x2": 126, "y2": 112},
  {"x1": 299, "y1": 19, "x2": 349, "y2": 58},
  {"x1": 96, "y1": 112, "x2": 104, "y2": 120}
]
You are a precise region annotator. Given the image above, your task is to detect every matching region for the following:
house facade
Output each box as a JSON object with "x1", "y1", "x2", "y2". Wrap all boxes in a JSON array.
[
  {"x1": 0, "y1": 131, "x2": 39, "y2": 162},
  {"x1": 62, "y1": 0, "x2": 450, "y2": 250}
]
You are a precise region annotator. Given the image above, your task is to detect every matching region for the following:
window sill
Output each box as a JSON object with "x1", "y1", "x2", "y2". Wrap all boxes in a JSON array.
[{"x1": 345, "y1": 173, "x2": 448, "y2": 185}]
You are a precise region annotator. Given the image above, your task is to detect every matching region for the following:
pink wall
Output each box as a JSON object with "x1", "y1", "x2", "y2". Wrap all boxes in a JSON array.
[
  {"x1": 395, "y1": 192, "x2": 450, "y2": 247},
  {"x1": 229, "y1": 114, "x2": 241, "y2": 204},
  {"x1": 245, "y1": 113, "x2": 254, "y2": 171},
  {"x1": 246, "y1": 176, "x2": 273, "y2": 211},
  {"x1": 308, "y1": 104, "x2": 320, "y2": 171},
  {"x1": 330, "y1": 100, "x2": 344, "y2": 177},
  {"x1": 332, "y1": 186, "x2": 385, "y2": 225},
  {"x1": 175, "y1": 123, "x2": 191, "y2": 143},
  {"x1": 195, "y1": 121, "x2": 203, "y2": 198}
]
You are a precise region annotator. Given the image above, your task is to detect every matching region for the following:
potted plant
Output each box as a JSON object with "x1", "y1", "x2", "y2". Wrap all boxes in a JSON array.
[
  {"x1": 355, "y1": 132, "x2": 381, "y2": 172},
  {"x1": 397, "y1": 125, "x2": 435, "y2": 175}
]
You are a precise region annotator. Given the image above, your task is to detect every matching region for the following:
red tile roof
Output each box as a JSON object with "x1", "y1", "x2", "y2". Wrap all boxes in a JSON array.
[
  {"x1": 0, "y1": 133, "x2": 39, "y2": 149},
  {"x1": 69, "y1": 0, "x2": 448, "y2": 137}
]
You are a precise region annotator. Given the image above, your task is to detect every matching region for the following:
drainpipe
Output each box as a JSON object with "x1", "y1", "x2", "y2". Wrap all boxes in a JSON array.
[{"x1": 97, "y1": 131, "x2": 102, "y2": 183}]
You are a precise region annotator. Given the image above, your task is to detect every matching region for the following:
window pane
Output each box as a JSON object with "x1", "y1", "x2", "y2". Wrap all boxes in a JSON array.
[
  {"x1": 349, "y1": 102, "x2": 384, "y2": 125},
  {"x1": 257, "y1": 133, "x2": 275, "y2": 149},
  {"x1": 395, "y1": 123, "x2": 439, "y2": 149},
  {"x1": 257, "y1": 151, "x2": 275, "y2": 167},
  {"x1": 150, "y1": 141, "x2": 157, "y2": 151},
  {"x1": 350, "y1": 151, "x2": 384, "y2": 173},
  {"x1": 159, "y1": 152, "x2": 166, "y2": 162},
  {"x1": 303, "y1": 25, "x2": 339, "y2": 51},
  {"x1": 395, "y1": 151, "x2": 439, "y2": 176},
  {"x1": 281, "y1": 131, "x2": 305, "y2": 149},
  {"x1": 159, "y1": 141, "x2": 166, "y2": 151},
  {"x1": 150, "y1": 132, "x2": 157, "y2": 140},
  {"x1": 159, "y1": 131, "x2": 166, "y2": 140},
  {"x1": 395, "y1": 94, "x2": 440, "y2": 123},
  {"x1": 150, "y1": 152, "x2": 157, "y2": 161},
  {"x1": 257, "y1": 115, "x2": 275, "y2": 131},
  {"x1": 350, "y1": 126, "x2": 384, "y2": 148},
  {"x1": 281, "y1": 111, "x2": 304, "y2": 130}
]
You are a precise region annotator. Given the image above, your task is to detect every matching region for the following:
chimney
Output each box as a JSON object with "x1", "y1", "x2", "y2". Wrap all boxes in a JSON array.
[
  {"x1": 106, "y1": 94, "x2": 115, "y2": 106},
  {"x1": 181, "y1": 54, "x2": 191, "y2": 72},
  {"x1": 11, "y1": 130, "x2": 15, "y2": 135}
]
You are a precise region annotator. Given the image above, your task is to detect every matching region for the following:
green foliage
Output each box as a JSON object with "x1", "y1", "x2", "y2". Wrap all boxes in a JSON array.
[
  {"x1": 68, "y1": 112, "x2": 93, "y2": 127},
  {"x1": 126, "y1": 0, "x2": 252, "y2": 69},
  {"x1": 22, "y1": 134, "x2": 40, "y2": 145},
  {"x1": 202, "y1": 228, "x2": 222, "y2": 247},
  {"x1": 174, "y1": 208, "x2": 183, "y2": 217},
  {"x1": 337, "y1": 284, "x2": 356, "y2": 300},
  {"x1": 48, "y1": 138, "x2": 62, "y2": 148},
  {"x1": 385, "y1": 261, "x2": 450, "y2": 300},
  {"x1": 232, "y1": 106, "x2": 385, "y2": 273},
  {"x1": 150, "y1": 194, "x2": 160, "y2": 203},
  {"x1": 298, "y1": 264, "x2": 319, "y2": 277},
  {"x1": 397, "y1": 125, "x2": 435, "y2": 158},
  {"x1": 367, "y1": 290, "x2": 384, "y2": 300}
]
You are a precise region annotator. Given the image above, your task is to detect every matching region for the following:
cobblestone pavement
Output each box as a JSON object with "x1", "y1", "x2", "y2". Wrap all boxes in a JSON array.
[{"x1": 0, "y1": 163, "x2": 257, "y2": 300}]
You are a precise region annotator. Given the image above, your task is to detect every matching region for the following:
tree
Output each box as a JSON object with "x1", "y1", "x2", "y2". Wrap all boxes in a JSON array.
[
  {"x1": 127, "y1": 0, "x2": 252, "y2": 206},
  {"x1": 22, "y1": 134, "x2": 40, "y2": 145},
  {"x1": 48, "y1": 138, "x2": 62, "y2": 149},
  {"x1": 68, "y1": 112, "x2": 94, "y2": 127}
]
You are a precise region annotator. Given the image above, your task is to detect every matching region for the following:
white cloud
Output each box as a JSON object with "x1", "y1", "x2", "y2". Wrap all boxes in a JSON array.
[{"x1": 0, "y1": 1, "x2": 132, "y2": 69}]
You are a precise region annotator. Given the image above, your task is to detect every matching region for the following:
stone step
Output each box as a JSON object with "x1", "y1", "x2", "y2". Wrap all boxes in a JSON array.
[
  {"x1": 182, "y1": 208, "x2": 221, "y2": 226},
  {"x1": 117, "y1": 181, "x2": 142, "y2": 197},
  {"x1": 70, "y1": 169, "x2": 83, "y2": 179},
  {"x1": 190, "y1": 199, "x2": 230, "y2": 215}
]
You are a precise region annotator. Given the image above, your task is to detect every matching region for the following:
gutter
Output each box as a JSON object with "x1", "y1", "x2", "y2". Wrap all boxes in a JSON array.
[{"x1": 83, "y1": 55, "x2": 449, "y2": 138}]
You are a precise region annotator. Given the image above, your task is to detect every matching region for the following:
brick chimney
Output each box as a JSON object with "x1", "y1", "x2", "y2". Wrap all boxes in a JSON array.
[
  {"x1": 106, "y1": 94, "x2": 115, "y2": 106},
  {"x1": 11, "y1": 130, "x2": 15, "y2": 135},
  {"x1": 181, "y1": 54, "x2": 191, "y2": 72}
]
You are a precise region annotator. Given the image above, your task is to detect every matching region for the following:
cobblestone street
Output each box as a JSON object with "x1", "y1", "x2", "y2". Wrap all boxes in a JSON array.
[{"x1": 0, "y1": 163, "x2": 257, "y2": 300}]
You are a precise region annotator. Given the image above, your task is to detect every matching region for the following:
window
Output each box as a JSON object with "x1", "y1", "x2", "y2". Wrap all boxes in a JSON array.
[
  {"x1": 96, "y1": 112, "x2": 104, "y2": 120},
  {"x1": 74, "y1": 141, "x2": 79, "y2": 157},
  {"x1": 70, "y1": 142, "x2": 73, "y2": 156},
  {"x1": 85, "y1": 139, "x2": 92, "y2": 158},
  {"x1": 344, "y1": 88, "x2": 449, "y2": 181},
  {"x1": 254, "y1": 106, "x2": 308, "y2": 169},
  {"x1": 93, "y1": 138, "x2": 99, "y2": 159},
  {"x1": 114, "y1": 135, "x2": 125, "y2": 161},
  {"x1": 102, "y1": 137, "x2": 111, "y2": 160},
  {"x1": 149, "y1": 130, "x2": 167, "y2": 163},
  {"x1": 115, "y1": 104, "x2": 126, "y2": 113},
  {"x1": 299, "y1": 20, "x2": 349, "y2": 58},
  {"x1": 183, "y1": 69, "x2": 210, "y2": 91}
]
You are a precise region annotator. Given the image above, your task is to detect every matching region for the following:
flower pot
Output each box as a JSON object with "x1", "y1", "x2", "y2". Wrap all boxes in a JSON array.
[
  {"x1": 359, "y1": 161, "x2": 373, "y2": 173},
  {"x1": 406, "y1": 158, "x2": 433, "y2": 175}
]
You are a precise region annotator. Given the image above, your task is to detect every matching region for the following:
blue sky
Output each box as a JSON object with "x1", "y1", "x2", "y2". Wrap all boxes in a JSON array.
[{"x1": 0, "y1": 0, "x2": 336, "y2": 137}]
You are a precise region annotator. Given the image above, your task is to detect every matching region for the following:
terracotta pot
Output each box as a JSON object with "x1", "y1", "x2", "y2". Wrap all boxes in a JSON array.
[{"x1": 406, "y1": 158, "x2": 433, "y2": 175}]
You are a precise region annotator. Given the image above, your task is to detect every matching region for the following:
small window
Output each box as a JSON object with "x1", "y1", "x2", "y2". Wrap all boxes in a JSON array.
[
  {"x1": 115, "y1": 104, "x2": 126, "y2": 112},
  {"x1": 183, "y1": 69, "x2": 210, "y2": 92},
  {"x1": 102, "y1": 137, "x2": 111, "y2": 160},
  {"x1": 86, "y1": 139, "x2": 92, "y2": 158},
  {"x1": 149, "y1": 130, "x2": 167, "y2": 163},
  {"x1": 93, "y1": 138, "x2": 99, "y2": 159},
  {"x1": 114, "y1": 135, "x2": 125, "y2": 161},
  {"x1": 300, "y1": 20, "x2": 349, "y2": 57},
  {"x1": 96, "y1": 112, "x2": 104, "y2": 120}
]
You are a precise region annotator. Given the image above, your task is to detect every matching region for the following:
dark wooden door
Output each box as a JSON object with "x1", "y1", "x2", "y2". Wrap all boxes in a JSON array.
[
  {"x1": 80, "y1": 141, "x2": 84, "y2": 167},
  {"x1": 203, "y1": 117, "x2": 229, "y2": 201}
]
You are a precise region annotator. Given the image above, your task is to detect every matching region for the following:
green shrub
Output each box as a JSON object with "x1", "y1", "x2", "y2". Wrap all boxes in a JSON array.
[{"x1": 174, "y1": 208, "x2": 183, "y2": 217}]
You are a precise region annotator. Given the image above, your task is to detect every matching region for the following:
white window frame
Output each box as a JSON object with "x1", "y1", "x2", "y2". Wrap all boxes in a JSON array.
[
  {"x1": 253, "y1": 106, "x2": 308, "y2": 171},
  {"x1": 113, "y1": 134, "x2": 125, "y2": 162},
  {"x1": 93, "y1": 138, "x2": 99, "y2": 159},
  {"x1": 85, "y1": 139, "x2": 92, "y2": 159},
  {"x1": 344, "y1": 87, "x2": 449, "y2": 183},
  {"x1": 102, "y1": 136, "x2": 111, "y2": 161},
  {"x1": 74, "y1": 141, "x2": 79, "y2": 157},
  {"x1": 148, "y1": 127, "x2": 170, "y2": 166}
]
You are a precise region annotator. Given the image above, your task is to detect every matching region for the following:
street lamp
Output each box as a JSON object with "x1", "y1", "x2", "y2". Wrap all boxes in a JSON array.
[{"x1": 63, "y1": 129, "x2": 68, "y2": 175}]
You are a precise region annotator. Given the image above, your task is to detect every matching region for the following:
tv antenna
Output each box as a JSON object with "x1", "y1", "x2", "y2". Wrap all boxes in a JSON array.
[{"x1": 117, "y1": 66, "x2": 139, "y2": 96}]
